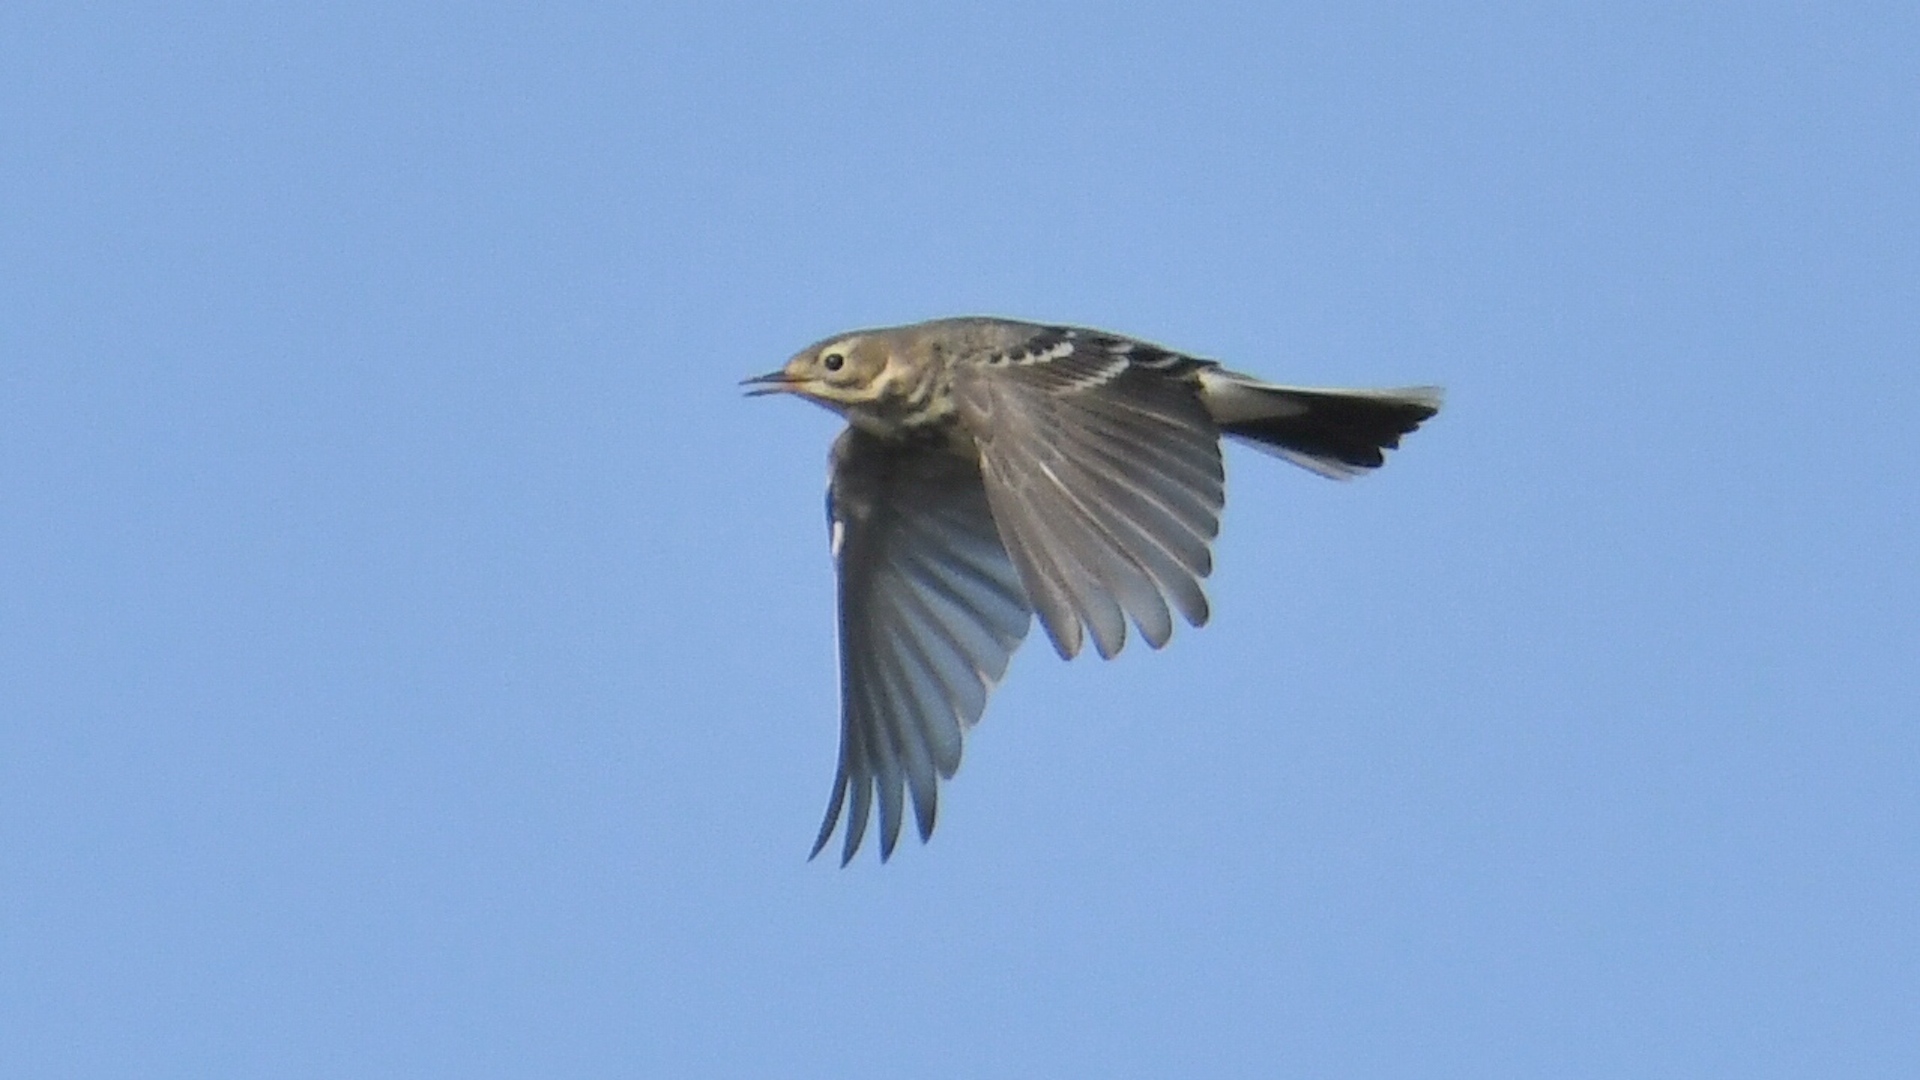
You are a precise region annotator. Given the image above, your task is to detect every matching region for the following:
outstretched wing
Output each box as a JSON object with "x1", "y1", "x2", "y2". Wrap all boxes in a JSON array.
[
  {"x1": 817, "y1": 428, "x2": 1033, "y2": 864},
  {"x1": 951, "y1": 330, "x2": 1225, "y2": 661}
]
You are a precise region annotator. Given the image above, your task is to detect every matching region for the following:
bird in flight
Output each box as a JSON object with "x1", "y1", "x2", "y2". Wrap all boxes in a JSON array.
[{"x1": 745, "y1": 316, "x2": 1440, "y2": 864}]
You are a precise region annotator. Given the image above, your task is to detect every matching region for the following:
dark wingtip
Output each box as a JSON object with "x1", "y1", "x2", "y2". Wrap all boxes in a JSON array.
[
  {"x1": 811, "y1": 771, "x2": 849, "y2": 864},
  {"x1": 913, "y1": 792, "x2": 938, "y2": 844}
]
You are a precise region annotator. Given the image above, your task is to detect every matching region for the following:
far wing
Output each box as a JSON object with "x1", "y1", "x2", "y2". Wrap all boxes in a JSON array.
[{"x1": 817, "y1": 428, "x2": 1033, "y2": 864}]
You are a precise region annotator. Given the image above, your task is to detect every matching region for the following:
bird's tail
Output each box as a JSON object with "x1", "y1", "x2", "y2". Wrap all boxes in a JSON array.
[{"x1": 1198, "y1": 370, "x2": 1442, "y2": 479}]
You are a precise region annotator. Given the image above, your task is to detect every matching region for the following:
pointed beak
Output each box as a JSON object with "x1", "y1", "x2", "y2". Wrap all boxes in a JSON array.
[{"x1": 741, "y1": 369, "x2": 798, "y2": 397}]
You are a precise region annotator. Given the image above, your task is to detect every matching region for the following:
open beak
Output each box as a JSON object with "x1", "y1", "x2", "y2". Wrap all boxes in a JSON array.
[{"x1": 740, "y1": 370, "x2": 799, "y2": 397}]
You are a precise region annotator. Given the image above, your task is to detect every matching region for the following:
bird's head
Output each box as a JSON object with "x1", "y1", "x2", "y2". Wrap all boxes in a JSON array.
[{"x1": 743, "y1": 333, "x2": 892, "y2": 411}]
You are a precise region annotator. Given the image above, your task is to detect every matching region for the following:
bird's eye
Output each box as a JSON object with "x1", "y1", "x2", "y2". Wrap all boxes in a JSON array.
[{"x1": 822, "y1": 351, "x2": 845, "y2": 372}]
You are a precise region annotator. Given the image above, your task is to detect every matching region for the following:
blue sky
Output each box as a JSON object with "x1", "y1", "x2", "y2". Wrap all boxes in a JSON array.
[{"x1": 4, "y1": 3, "x2": 1916, "y2": 1076}]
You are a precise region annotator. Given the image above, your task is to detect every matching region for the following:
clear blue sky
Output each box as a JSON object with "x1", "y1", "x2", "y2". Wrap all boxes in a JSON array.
[{"x1": 4, "y1": 3, "x2": 1915, "y2": 1076}]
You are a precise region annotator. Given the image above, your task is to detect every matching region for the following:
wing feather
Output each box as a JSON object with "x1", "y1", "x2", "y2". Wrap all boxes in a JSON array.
[
  {"x1": 953, "y1": 348, "x2": 1225, "y2": 660},
  {"x1": 815, "y1": 429, "x2": 1033, "y2": 863}
]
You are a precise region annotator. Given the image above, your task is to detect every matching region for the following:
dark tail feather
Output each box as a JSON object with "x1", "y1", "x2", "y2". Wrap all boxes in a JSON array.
[{"x1": 1205, "y1": 377, "x2": 1442, "y2": 479}]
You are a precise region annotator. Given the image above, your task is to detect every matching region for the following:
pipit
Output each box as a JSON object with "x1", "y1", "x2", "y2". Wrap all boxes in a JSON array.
[{"x1": 746, "y1": 316, "x2": 1440, "y2": 863}]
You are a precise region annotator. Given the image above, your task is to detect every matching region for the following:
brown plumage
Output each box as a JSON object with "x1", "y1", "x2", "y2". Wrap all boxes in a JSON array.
[{"x1": 746, "y1": 316, "x2": 1441, "y2": 863}]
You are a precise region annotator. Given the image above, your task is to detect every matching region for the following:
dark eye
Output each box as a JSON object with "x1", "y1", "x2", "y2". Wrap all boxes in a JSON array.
[{"x1": 822, "y1": 351, "x2": 845, "y2": 372}]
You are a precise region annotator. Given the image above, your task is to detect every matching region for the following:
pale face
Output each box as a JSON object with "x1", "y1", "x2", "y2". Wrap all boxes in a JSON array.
[
  {"x1": 743, "y1": 333, "x2": 894, "y2": 411},
  {"x1": 785, "y1": 334, "x2": 891, "y2": 404}
]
